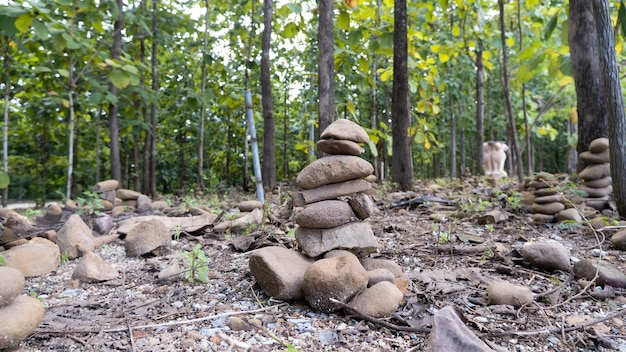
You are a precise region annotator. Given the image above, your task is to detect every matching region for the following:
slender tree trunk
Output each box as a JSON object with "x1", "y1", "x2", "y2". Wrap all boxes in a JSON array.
[
  {"x1": 261, "y1": 0, "x2": 276, "y2": 190},
  {"x1": 371, "y1": 0, "x2": 382, "y2": 181},
  {"x1": 450, "y1": 96, "x2": 456, "y2": 179},
  {"x1": 109, "y1": 0, "x2": 123, "y2": 183},
  {"x1": 283, "y1": 86, "x2": 288, "y2": 179},
  {"x1": 66, "y1": 55, "x2": 75, "y2": 200},
  {"x1": 140, "y1": 0, "x2": 150, "y2": 194},
  {"x1": 592, "y1": 0, "x2": 626, "y2": 217},
  {"x1": 149, "y1": 0, "x2": 158, "y2": 196},
  {"x1": 95, "y1": 105, "x2": 102, "y2": 182},
  {"x1": 498, "y1": 0, "x2": 524, "y2": 182},
  {"x1": 517, "y1": 0, "x2": 531, "y2": 176},
  {"x1": 318, "y1": 0, "x2": 335, "y2": 142},
  {"x1": 3, "y1": 52, "x2": 10, "y2": 206},
  {"x1": 475, "y1": 38, "x2": 485, "y2": 175},
  {"x1": 569, "y1": 0, "x2": 608, "y2": 172},
  {"x1": 391, "y1": 0, "x2": 413, "y2": 190},
  {"x1": 197, "y1": 0, "x2": 209, "y2": 192}
]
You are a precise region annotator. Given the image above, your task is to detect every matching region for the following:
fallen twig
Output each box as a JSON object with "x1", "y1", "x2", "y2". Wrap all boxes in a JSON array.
[{"x1": 329, "y1": 298, "x2": 430, "y2": 333}]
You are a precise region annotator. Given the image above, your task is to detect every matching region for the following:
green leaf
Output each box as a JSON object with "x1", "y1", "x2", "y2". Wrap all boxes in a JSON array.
[
  {"x1": 286, "y1": 3, "x2": 302, "y2": 14},
  {"x1": 109, "y1": 70, "x2": 131, "y2": 89},
  {"x1": 32, "y1": 18, "x2": 49, "y2": 39},
  {"x1": 281, "y1": 22, "x2": 299, "y2": 38},
  {"x1": 121, "y1": 64, "x2": 138, "y2": 74},
  {"x1": 0, "y1": 172, "x2": 10, "y2": 189},
  {"x1": 14, "y1": 13, "x2": 32, "y2": 33},
  {"x1": 0, "y1": 253, "x2": 5, "y2": 266},
  {"x1": 347, "y1": 29, "x2": 362, "y2": 45},
  {"x1": 367, "y1": 140, "x2": 378, "y2": 157},
  {"x1": 543, "y1": 12, "x2": 558, "y2": 40},
  {"x1": 337, "y1": 11, "x2": 350, "y2": 30},
  {"x1": 57, "y1": 69, "x2": 69, "y2": 78},
  {"x1": 618, "y1": 1, "x2": 626, "y2": 38}
]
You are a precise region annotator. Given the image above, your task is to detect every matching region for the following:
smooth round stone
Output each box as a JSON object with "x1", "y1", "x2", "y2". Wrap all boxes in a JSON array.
[
  {"x1": 320, "y1": 119, "x2": 369, "y2": 143},
  {"x1": 0, "y1": 267, "x2": 25, "y2": 306},
  {"x1": 294, "y1": 200, "x2": 355, "y2": 228},
  {"x1": 317, "y1": 139, "x2": 364, "y2": 156},
  {"x1": 532, "y1": 202, "x2": 565, "y2": 215},
  {"x1": 579, "y1": 149, "x2": 610, "y2": 164},
  {"x1": 578, "y1": 185, "x2": 612, "y2": 198},
  {"x1": 588, "y1": 138, "x2": 609, "y2": 153},
  {"x1": 487, "y1": 281, "x2": 533, "y2": 307},
  {"x1": 579, "y1": 163, "x2": 610, "y2": 181},
  {"x1": 295, "y1": 155, "x2": 374, "y2": 190},
  {"x1": 583, "y1": 176, "x2": 612, "y2": 188},
  {"x1": 0, "y1": 295, "x2": 45, "y2": 349}
]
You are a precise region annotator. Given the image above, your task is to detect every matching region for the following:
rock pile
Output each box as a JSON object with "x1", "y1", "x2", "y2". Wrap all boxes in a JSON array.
[
  {"x1": 578, "y1": 138, "x2": 612, "y2": 211},
  {"x1": 529, "y1": 172, "x2": 582, "y2": 223},
  {"x1": 250, "y1": 119, "x2": 406, "y2": 318},
  {"x1": 0, "y1": 266, "x2": 45, "y2": 349}
]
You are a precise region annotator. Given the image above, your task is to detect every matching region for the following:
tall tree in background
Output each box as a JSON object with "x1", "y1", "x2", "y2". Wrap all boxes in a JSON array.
[
  {"x1": 197, "y1": 0, "x2": 209, "y2": 191},
  {"x1": 592, "y1": 0, "x2": 626, "y2": 217},
  {"x1": 317, "y1": 0, "x2": 335, "y2": 142},
  {"x1": 149, "y1": 0, "x2": 158, "y2": 196},
  {"x1": 391, "y1": 0, "x2": 413, "y2": 190},
  {"x1": 108, "y1": 0, "x2": 123, "y2": 183},
  {"x1": 261, "y1": 0, "x2": 276, "y2": 190},
  {"x1": 569, "y1": 0, "x2": 607, "y2": 172}
]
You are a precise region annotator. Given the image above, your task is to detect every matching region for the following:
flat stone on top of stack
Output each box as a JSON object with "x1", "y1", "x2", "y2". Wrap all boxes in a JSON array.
[
  {"x1": 249, "y1": 119, "x2": 404, "y2": 318},
  {"x1": 529, "y1": 172, "x2": 583, "y2": 223},
  {"x1": 578, "y1": 138, "x2": 612, "y2": 211}
]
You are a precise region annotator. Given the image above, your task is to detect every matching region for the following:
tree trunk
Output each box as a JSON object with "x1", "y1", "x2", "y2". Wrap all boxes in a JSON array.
[
  {"x1": 197, "y1": 0, "x2": 209, "y2": 192},
  {"x1": 391, "y1": 0, "x2": 413, "y2": 190},
  {"x1": 592, "y1": 0, "x2": 626, "y2": 217},
  {"x1": 66, "y1": 56, "x2": 75, "y2": 199},
  {"x1": 317, "y1": 0, "x2": 335, "y2": 143},
  {"x1": 569, "y1": 0, "x2": 608, "y2": 172},
  {"x1": 149, "y1": 0, "x2": 158, "y2": 197},
  {"x1": 109, "y1": 0, "x2": 123, "y2": 184},
  {"x1": 449, "y1": 96, "x2": 456, "y2": 179},
  {"x1": 261, "y1": 0, "x2": 276, "y2": 190},
  {"x1": 498, "y1": 0, "x2": 524, "y2": 182},
  {"x1": 475, "y1": 38, "x2": 485, "y2": 175},
  {"x1": 2, "y1": 51, "x2": 10, "y2": 206}
]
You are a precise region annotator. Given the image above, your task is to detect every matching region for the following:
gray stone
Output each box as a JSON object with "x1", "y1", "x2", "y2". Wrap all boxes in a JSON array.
[
  {"x1": 533, "y1": 187, "x2": 558, "y2": 196},
  {"x1": 531, "y1": 202, "x2": 565, "y2": 215},
  {"x1": 487, "y1": 281, "x2": 533, "y2": 307},
  {"x1": 2, "y1": 237, "x2": 60, "y2": 277},
  {"x1": 583, "y1": 176, "x2": 612, "y2": 188},
  {"x1": 359, "y1": 258, "x2": 403, "y2": 277},
  {"x1": 249, "y1": 247, "x2": 314, "y2": 300},
  {"x1": 295, "y1": 221, "x2": 381, "y2": 257},
  {"x1": 533, "y1": 193, "x2": 564, "y2": 204},
  {"x1": 317, "y1": 139, "x2": 364, "y2": 155},
  {"x1": 93, "y1": 214, "x2": 114, "y2": 235},
  {"x1": 238, "y1": 200, "x2": 263, "y2": 212},
  {"x1": 151, "y1": 200, "x2": 170, "y2": 211},
  {"x1": 72, "y1": 252, "x2": 120, "y2": 282},
  {"x1": 426, "y1": 306, "x2": 496, "y2": 352},
  {"x1": 367, "y1": 268, "x2": 396, "y2": 287},
  {"x1": 292, "y1": 179, "x2": 372, "y2": 207},
  {"x1": 556, "y1": 208, "x2": 583, "y2": 223},
  {"x1": 579, "y1": 185, "x2": 612, "y2": 198},
  {"x1": 348, "y1": 281, "x2": 403, "y2": 318},
  {"x1": 56, "y1": 214, "x2": 96, "y2": 259},
  {"x1": 302, "y1": 255, "x2": 368, "y2": 312},
  {"x1": 521, "y1": 241, "x2": 571, "y2": 271},
  {"x1": 574, "y1": 259, "x2": 626, "y2": 288},
  {"x1": 348, "y1": 192, "x2": 377, "y2": 220},
  {"x1": 124, "y1": 219, "x2": 170, "y2": 257},
  {"x1": 589, "y1": 137, "x2": 609, "y2": 153},
  {"x1": 610, "y1": 229, "x2": 626, "y2": 250},
  {"x1": 585, "y1": 197, "x2": 610, "y2": 211},
  {"x1": 295, "y1": 155, "x2": 374, "y2": 190},
  {"x1": 295, "y1": 200, "x2": 355, "y2": 228},
  {"x1": 0, "y1": 267, "x2": 24, "y2": 307},
  {"x1": 158, "y1": 260, "x2": 182, "y2": 282},
  {"x1": 92, "y1": 179, "x2": 119, "y2": 192},
  {"x1": 0, "y1": 295, "x2": 45, "y2": 349},
  {"x1": 213, "y1": 208, "x2": 263, "y2": 233},
  {"x1": 323, "y1": 249, "x2": 358, "y2": 260},
  {"x1": 116, "y1": 188, "x2": 142, "y2": 200},
  {"x1": 320, "y1": 118, "x2": 369, "y2": 143},
  {"x1": 579, "y1": 149, "x2": 610, "y2": 164},
  {"x1": 136, "y1": 195, "x2": 152, "y2": 213},
  {"x1": 579, "y1": 163, "x2": 610, "y2": 181}
]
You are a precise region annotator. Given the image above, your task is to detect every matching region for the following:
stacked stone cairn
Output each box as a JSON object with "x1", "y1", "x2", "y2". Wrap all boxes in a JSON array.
[
  {"x1": 0, "y1": 266, "x2": 45, "y2": 349},
  {"x1": 249, "y1": 119, "x2": 406, "y2": 318},
  {"x1": 578, "y1": 137, "x2": 612, "y2": 211},
  {"x1": 530, "y1": 172, "x2": 584, "y2": 223}
]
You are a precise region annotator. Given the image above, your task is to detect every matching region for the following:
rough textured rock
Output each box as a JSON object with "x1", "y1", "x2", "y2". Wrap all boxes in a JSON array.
[
  {"x1": 302, "y1": 255, "x2": 369, "y2": 313},
  {"x1": 116, "y1": 188, "x2": 142, "y2": 200},
  {"x1": 238, "y1": 200, "x2": 263, "y2": 212},
  {"x1": 213, "y1": 208, "x2": 263, "y2": 233},
  {"x1": 317, "y1": 139, "x2": 364, "y2": 155},
  {"x1": 348, "y1": 281, "x2": 403, "y2": 318},
  {"x1": 319, "y1": 118, "x2": 369, "y2": 143},
  {"x1": 426, "y1": 306, "x2": 496, "y2": 352},
  {"x1": 487, "y1": 281, "x2": 533, "y2": 307},
  {"x1": 0, "y1": 267, "x2": 25, "y2": 307},
  {"x1": 249, "y1": 247, "x2": 315, "y2": 300},
  {"x1": 158, "y1": 260, "x2": 182, "y2": 282},
  {"x1": 151, "y1": 200, "x2": 170, "y2": 212},
  {"x1": 292, "y1": 179, "x2": 372, "y2": 207},
  {"x1": 531, "y1": 202, "x2": 565, "y2": 215},
  {"x1": 574, "y1": 259, "x2": 626, "y2": 288},
  {"x1": 124, "y1": 219, "x2": 170, "y2": 257},
  {"x1": 294, "y1": 200, "x2": 355, "y2": 228},
  {"x1": 72, "y1": 252, "x2": 120, "y2": 282},
  {"x1": 2, "y1": 237, "x2": 60, "y2": 277},
  {"x1": 522, "y1": 241, "x2": 571, "y2": 271},
  {"x1": 348, "y1": 192, "x2": 377, "y2": 220},
  {"x1": 589, "y1": 137, "x2": 609, "y2": 153},
  {"x1": 359, "y1": 258, "x2": 403, "y2": 278},
  {"x1": 92, "y1": 179, "x2": 119, "y2": 192},
  {"x1": 295, "y1": 155, "x2": 374, "y2": 190},
  {"x1": 0, "y1": 295, "x2": 45, "y2": 349},
  {"x1": 0, "y1": 209, "x2": 34, "y2": 245},
  {"x1": 93, "y1": 214, "x2": 114, "y2": 235},
  {"x1": 136, "y1": 195, "x2": 153, "y2": 213},
  {"x1": 56, "y1": 214, "x2": 96, "y2": 259},
  {"x1": 295, "y1": 221, "x2": 380, "y2": 257},
  {"x1": 611, "y1": 229, "x2": 626, "y2": 250}
]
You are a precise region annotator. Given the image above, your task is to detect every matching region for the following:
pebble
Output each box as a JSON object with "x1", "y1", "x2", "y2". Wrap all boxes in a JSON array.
[{"x1": 319, "y1": 330, "x2": 338, "y2": 345}]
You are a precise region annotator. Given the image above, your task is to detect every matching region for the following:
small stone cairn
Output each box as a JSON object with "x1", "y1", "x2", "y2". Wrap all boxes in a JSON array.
[
  {"x1": 249, "y1": 119, "x2": 406, "y2": 318},
  {"x1": 578, "y1": 137, "x2": 612, "y2": 211},
  {"x1": 529, "y1": 172, "x2": 583, "y2": 223},
  {"x1": 0, "y1": 266, "x2": 45, "y2": 349}
]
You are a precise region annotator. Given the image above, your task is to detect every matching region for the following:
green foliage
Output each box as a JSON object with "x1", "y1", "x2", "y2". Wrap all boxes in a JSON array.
[
  {"x1": 60, "y1": 252, "x2": 70, "y2": 266},
  {"x1": 0, "y1": 253, "x2": 5, "y2": 266},
  {"x1": 76, "y1": 191, "x2": 104, "y2": 216},
  {"x1": 180, "y1": 244, "x2": 211, "y2": 284}
]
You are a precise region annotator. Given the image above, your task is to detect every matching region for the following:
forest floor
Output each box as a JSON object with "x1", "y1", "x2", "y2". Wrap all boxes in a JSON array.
[{"x1": 13, "y1": 177, "x2": 626, "y2": 352}]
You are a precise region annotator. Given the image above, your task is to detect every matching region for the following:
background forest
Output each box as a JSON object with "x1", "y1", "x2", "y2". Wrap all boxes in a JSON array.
[{"x1": 0, "y1": 0, "x2": 621, "y2": 204}]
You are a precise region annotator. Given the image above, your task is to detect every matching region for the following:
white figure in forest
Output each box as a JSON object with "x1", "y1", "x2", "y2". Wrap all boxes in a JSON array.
[{"x1": 483, "y1": 141, "x2": 508, "y2": 178}]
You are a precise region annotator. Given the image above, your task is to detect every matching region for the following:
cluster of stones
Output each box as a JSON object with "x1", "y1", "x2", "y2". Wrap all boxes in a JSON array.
[
  {"x1": 578, "y1": 138, "x2": 612, "y2": 211},
  {"x1": 93, "y1": 179, "x2": 155, "y2": 217},
  {"x1": 249, "y1": 119, "x2": 406, "y2": 318},
  {"x1": 529, "y1": 172, "x2": 583, "y2": 223},
  {"x1": 0, "y1": 266, "x2": 45, "y2": 349}
]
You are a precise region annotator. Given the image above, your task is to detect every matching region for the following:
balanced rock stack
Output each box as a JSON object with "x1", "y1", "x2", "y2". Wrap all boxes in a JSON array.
[
  {"x1": 578, "y1": 138, "x2": 612, "y2": 211},
  {"x1": 0, "y1": 266, "x2": 45, "y2": 349},
  {"x1": 530, "y1": 172, "x2": 583, "y2": 223},
  {"x1": 249, "y1": 119, "x2": 405, "y2": 318}
]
